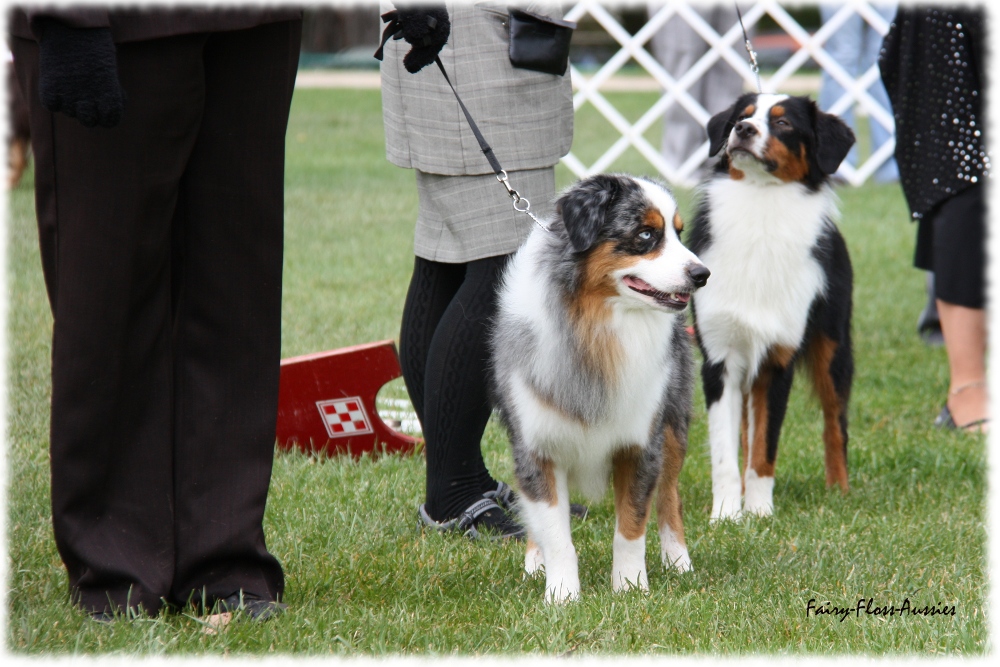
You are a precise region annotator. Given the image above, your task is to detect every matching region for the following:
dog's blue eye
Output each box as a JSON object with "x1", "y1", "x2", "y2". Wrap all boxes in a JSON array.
[{"x1": 639, "y1": 231, "x2": 652, "y2": 240}]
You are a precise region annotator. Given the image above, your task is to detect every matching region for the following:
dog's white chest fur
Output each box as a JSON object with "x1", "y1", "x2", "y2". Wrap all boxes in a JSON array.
[
  {"x1": 694, "y1": 178, "x2": 834, "y2": 376},
  {"x1": 522, "y1": 320, "x2": 674, "y2": 499}
]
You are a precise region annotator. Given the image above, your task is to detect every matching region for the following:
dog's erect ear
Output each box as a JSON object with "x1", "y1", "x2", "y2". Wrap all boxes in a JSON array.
[
  {"x1": 814, "y1": 107, "x2": 856, "y2": 175},
  {"x1": 557, "y1": 175, "x2": 619, "y2": 253}
]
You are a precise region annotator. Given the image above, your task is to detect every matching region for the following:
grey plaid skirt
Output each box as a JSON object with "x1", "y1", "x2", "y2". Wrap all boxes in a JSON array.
[{"x1": 414, "y1": 166, "x2": 557, "y2": 263}]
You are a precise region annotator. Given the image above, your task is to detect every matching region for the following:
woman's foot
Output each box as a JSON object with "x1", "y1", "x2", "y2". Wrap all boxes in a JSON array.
[
  {"x1": 418, "y1": 497, "x2": 525, "y2": 540},
  {"x1": 936, "y1": 380, "x2": 989, "y2": 433}
]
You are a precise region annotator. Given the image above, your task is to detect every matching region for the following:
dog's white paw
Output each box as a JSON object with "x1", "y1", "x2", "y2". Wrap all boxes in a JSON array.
[
  {"x1": 544, "y1": 576, "x2": 581, "y2": 604},
  {"x1": 539, "y1": 547, "x2": 580, "y2": 603},
  {"x1": 612, "y1": 531, "x2": 648, "y2": 593},
  {"x1": 710, "y1": 495, "x2": 743, "y2": 522},
  {"x1": 743, "y1": 471, "x2": 774, "y2": 516},
  {"x1": 524, "y1": 543, "x2": 545, "y2": 576},
  {"x1": 661, "y1": 545, "x2": 693, "y2": 573},
  {"x1": 612, "y1": 568, "x2": 649, "y2": 593},
  {"x1": 743, "y1": 498, "x2": 773, "y2": 517}
]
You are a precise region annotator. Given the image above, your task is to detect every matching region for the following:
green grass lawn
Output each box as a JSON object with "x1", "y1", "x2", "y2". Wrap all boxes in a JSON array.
[{"x1": 5, "y1": 87, "x2": 987, "y2": 656}]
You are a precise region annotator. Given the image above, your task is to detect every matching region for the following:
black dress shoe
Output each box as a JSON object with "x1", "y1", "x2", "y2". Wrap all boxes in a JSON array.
[{"x1": 217, "y1": 591, "x2": 287, "y2": 621}]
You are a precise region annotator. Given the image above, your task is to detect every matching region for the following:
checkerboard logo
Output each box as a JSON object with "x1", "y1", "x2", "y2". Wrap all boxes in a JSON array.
[{"x1": 316, "y1": 397, "x2": 373, "y2": 439}]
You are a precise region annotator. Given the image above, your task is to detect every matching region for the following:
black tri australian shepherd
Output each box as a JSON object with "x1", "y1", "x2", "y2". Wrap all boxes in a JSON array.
[
  {"x1": 491, "y1": 174, "x2": 709, "y2": 603},
  {"x1": 689, "y1": 92, "x2": 856, "y2": 520}
]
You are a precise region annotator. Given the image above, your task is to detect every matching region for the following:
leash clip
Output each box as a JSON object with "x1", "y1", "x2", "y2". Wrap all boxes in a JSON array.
[
  {"x1": 745, "y1": 39, "x2": 760, "y2": 76},
  {"x1": 498, "y1": 170, "x2": 548, "y2": 231},
  {"x1": 744, "y1": 39, "x2": 761, "y2": 92},
  {"x1": 497, "y1": 170, "x2": 521, "y2": 203}
]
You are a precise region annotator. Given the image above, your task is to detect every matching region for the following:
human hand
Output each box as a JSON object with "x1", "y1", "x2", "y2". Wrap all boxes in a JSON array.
[
  {"x1": 36, "y1": 18, "x2": 125, "y2": 128},
  {"x1": 374, "y1": 5, "x2": 450, "y2": 74}
]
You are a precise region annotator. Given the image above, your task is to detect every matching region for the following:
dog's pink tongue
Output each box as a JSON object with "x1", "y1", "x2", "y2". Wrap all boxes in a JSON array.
[{"x1": 623, "y1": 276, "x2": 654, "y2": 291}]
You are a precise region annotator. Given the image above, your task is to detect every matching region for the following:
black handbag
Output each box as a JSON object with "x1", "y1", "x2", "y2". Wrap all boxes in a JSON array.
[{"x1": 508, "y1": 9, "x2": 576, "y2": 76}]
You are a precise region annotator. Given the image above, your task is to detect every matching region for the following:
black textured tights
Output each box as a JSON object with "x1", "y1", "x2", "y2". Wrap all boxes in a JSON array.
[{"x1": 399, "y1": 254, "x2": 510, "y2": 521}]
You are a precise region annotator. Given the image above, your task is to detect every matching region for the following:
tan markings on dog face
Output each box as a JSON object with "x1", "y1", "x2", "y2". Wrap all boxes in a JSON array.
[
  {"x1": 743, "y1": 104, "x2": 756, "y2": 117},
  {"x1": 729, "y1": 166, "x2": 746, "y2": 180},
  {"x1": 569, "y1": 240, "x2": 629, "y2": 380},
  {"x1": 573, "y1": 241, "x2": 626, "y2": 317},
  {"x1": 672, "y1": 211, "x2": 684, "y2": 233},
  {"x1": 765, "y1": 139, "x2": 810, "y2": 183},
  {"x1": 808, "y1": 336, "x2": 849, "y2": 492},
  {"x1": 769, "y1": 105, "x2": 786, "y2": 118},
  {"x1": 656, "y1": 426, "x2": 687, "y2": 543},
  {"x1": 644, "y1": 209, "x2": 665, "y2": 230},
  {"x1": 612, "y1": 448, "x2": 653, "y2": 540}
]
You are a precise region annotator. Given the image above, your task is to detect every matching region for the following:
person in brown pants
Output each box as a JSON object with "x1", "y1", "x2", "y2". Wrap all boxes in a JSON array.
[{"x1": 9, "y1": 7, "x2": 302, "y2": 622}]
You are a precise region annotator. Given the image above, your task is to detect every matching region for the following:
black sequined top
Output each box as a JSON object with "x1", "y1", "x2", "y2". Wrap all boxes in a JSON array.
[{"x1": 879, "y1": 6, "x2": 989, "y2": 220}]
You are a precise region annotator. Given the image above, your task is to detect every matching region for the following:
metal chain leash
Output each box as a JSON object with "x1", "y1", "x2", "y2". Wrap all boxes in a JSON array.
[
  {"x1": 736, "y1": 4, "x2": 763, "y2": 93},
  {"x1": 496, "y1": 170, "x2": 550, "y2": 232}
]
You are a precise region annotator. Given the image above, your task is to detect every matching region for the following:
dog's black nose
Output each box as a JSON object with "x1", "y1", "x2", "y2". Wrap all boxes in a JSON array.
[
  {"x1": 687, "y1": 264, "x2": 710, "y2": 288},
  {"x1": 735, "y1": 121, "x2": 757, "y2": 139}
]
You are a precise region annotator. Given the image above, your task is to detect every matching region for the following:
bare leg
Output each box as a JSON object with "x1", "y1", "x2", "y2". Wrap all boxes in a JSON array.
[{"x1": 937, "y1": 300, "x2": 989, "y2": 432}]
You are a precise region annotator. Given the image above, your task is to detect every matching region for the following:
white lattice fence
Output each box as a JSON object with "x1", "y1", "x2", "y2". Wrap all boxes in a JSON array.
[{"x1": 563, "y1": 0, "x2": 896, "y2": 187}]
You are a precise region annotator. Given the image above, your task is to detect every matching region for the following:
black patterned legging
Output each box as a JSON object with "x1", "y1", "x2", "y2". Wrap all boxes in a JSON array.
[{"x1": 399, "y1": 254, "x2": 511, "y2": 521}]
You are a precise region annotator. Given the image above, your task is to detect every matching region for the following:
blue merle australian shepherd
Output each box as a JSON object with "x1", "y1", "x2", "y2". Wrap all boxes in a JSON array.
[{"x1": 491, "y1": 174, "x2": 709, "y2": 603}]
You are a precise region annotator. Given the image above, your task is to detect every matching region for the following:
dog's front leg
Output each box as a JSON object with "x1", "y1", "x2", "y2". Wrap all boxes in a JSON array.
[
  {"x1": 743, "y1": 360, "x2": 795, "y2": 516},
  {"x1": 611, "y1": 447, "x2": 658, "y2": 592},
  {"x1": 524, "y1": 536, "x2": 544, "y2": 575},
  {"x1": 515, "y1": 453, "x2": 579, "y2": 602},
  {"x1": 657, "y1": 425, "x2": 692, "y2": 572},
  {"x1": 704, "y1": 361, "x2": 744, "y2": 520}
]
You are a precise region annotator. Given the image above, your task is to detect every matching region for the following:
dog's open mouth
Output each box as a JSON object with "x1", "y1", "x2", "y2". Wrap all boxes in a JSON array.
[{"x1": 623, "y1": 276, "x2": 691, "y2": 309}]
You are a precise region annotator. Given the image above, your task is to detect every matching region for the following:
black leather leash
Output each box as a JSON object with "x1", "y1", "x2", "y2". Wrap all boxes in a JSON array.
[{"x1": 433, "y1": 57, "x2": 501, "y2": 175}]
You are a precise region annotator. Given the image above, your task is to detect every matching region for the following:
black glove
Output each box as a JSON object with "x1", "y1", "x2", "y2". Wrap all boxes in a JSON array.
[
  {"x1": 36, "y1": 18, "x2": 125, "y2": 128},
  {"x1": 373, "y1": 6, "x2": 450, "y2": 74}
]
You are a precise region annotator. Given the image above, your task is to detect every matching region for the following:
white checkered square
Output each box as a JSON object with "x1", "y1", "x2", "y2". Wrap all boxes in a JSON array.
[{"x1": 316, "y1": 397, "x2": 373, "y2": 439}]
